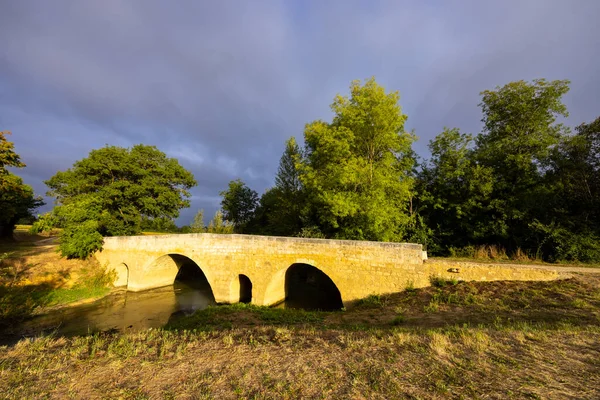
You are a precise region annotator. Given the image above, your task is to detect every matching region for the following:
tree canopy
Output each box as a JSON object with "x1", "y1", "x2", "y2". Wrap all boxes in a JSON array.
[
  {"x1": 35, "y1": 144, "x2": 196, "y2": 258},
  {"x1": 298, "y1": 77, "x2": 416, "y2": 241},
  {"x1": 224, "y1": 77, "x2": 599, "y2": 263},
  {"x1": 21, "y1": 76, "x2": 600, "y2": 264},
  {"x1": 0, "y1": 131, "x2": 44, "y2": 238},
  {"x1": 219, "y1": 179, "x2": 258, "y2": 233}
]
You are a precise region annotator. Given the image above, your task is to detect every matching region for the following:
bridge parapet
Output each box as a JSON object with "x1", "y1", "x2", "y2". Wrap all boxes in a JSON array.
[
  {"x1": 95, "y1": 233, "x2": 424, "y2": 306},
  {"x1": 95, "y1": 233, "x2": 559, "y2": 307}
]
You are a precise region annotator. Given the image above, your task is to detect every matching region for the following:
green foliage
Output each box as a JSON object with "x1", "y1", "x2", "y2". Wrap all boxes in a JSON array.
[
  {"x1": 417, "y1": 128, "x2": 495, "y2": 252},
  {"x1": 30, "y1": 213, "x2": 58, "y2": 234},
  {"x1": 296, "y1": 226, "x2": 326, "y2": 239},
  {"x1": 140, "y1": 216, "x2": 179, "y2": 233},
  {"x1": 250, "y1": 137, "x2": 306, "y2": 237},
  {"x1": 0, "y1": 131, "x2": 44, "y2": 238},
  {"x1": 355, "y1": 294, "x2": 386, "y2": 308},
  {"x1": 430, "y1": 276, "x2": 459, "y2": 288},
  {"x1": 58, "y1": 219, "x2": 104, "y2": 259},
  {"x1": 207, "y1": 210, "x2": 234, "y2": 234},
  {"x1": 190, "y1": 209, "x2": 206, "y2": 233},
  {"x1": 0, "y1": 131, "x2": 25, "y2": 170},
  {"x1": 41, "y1": 144, "x2": 196, "y2": 258},
  {"x1": 298, "y1": 77, "x2": 416, "y2": 241},
  {"x1": 414, "y1": 79, "x2": 598, "y2": 262},
  {"x1": 220, "y1": 179, "x2": 258, "y2": 233}
]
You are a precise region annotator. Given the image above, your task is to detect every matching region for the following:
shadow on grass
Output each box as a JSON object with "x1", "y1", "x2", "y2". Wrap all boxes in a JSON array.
[
  {"x1": 0, "y1": 282, "x2": 57, "y2": 329},
  {"x1": 164, "y1": 276, "x2": 600, "y2": 334}
]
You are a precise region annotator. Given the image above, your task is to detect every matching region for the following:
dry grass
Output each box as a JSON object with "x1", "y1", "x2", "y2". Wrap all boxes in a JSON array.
[
  {"x1": 1, "y1": 324, "x2": 598, "y2": 399},
  {"x1": 1, "y1": 275, "x2": 599, "y2": 399},
  {"x1": 2, "y1": 228, "x2": 600, "y2": 398}
]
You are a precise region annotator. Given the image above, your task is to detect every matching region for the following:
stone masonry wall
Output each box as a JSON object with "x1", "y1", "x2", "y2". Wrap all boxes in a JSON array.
[{"x1": 95, "y1": 234, "x2": 561, "y2": 306}]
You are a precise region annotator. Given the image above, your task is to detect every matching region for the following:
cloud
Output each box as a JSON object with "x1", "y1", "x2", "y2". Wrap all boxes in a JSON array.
[{"x1": 1, "y1": 0, "x2": 599, "y2": 224}]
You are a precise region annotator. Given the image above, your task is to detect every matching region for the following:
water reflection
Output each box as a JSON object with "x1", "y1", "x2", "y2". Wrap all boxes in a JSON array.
[
  {"x1": 4, "y1": 281, "x2": 216, "y2": 344},
  {"x1": 1, "y1": 262, "x2": 344, "y2": 345}
]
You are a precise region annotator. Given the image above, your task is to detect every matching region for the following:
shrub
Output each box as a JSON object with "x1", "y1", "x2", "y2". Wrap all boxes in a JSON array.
[
  {"x1": 430, "y1": 276, "x2": 458, "y2": 288},
  {"x1": 58, "y1": 220, "x2": 104, "y2": 259}
]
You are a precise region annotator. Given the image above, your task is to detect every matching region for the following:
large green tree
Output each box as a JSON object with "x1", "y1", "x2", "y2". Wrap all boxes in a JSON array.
[
  {"x1": 475, "y1": 79, "x2": 571, "y2": 249},
  {"x1": 36, "y1": 144, "x2": 196, "y2": 258},
  {"x1": 0, "y1": 131, "x2": 44, "y2": 238},
  {"x1": 298, "y1": 77, "x2": 416, "y2": 241},
  {"x1": 417, "y1": 128, "x2": 494, "y2": 252},
  {"x1": 535, "y1": 116, "x2": 600, "y2": 261},
  {"x1": 219, "y1": 179, "x2": 258, "y2": 233}
]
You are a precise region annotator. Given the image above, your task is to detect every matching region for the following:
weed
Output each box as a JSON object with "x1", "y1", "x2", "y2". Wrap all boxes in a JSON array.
[
  {"x1": 430, "y1": 276, "x2": 458, "y2": 288},
  {"x1": 355, "y1": 294, "x2": 385, "y2": 308},
  {"x1": 424, "y1": 300, "x2": 440, "y2": 313}
]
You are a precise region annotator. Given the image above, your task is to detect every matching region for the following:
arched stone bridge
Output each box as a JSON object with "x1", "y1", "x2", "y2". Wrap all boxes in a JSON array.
[
  {"x1": 95, "y1": 233, "x2": 425, "y2": 306},
  {"x1": 95, "y1": 233, "x2": 561, "y2": 307}
]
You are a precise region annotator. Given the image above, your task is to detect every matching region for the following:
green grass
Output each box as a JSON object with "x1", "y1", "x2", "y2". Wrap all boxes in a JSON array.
[
  {"x1": 47, "y1": 286, "x2": 111, "y2": 305},
  {"x1": 166, "y1": 303, "x2": 326, "y2": 331}
]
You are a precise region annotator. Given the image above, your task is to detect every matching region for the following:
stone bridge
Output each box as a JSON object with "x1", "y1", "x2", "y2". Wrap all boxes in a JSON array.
[{"x1": 95, "y1": 233, "x2": 560, "y2": 307}]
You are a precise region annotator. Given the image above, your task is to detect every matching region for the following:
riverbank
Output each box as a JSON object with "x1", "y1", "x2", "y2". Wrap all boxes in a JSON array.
[
  {"x1": 0, "y1": 233, "x2": 115, "y2": 329},
  {"x1": 1, "y1": 274, "x2": 599, "y2": 399}
]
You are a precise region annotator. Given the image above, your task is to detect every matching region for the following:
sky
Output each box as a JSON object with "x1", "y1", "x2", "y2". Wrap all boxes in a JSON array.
[{"x1": 2, "y1": 0, "x2": 599, "y2": 225}]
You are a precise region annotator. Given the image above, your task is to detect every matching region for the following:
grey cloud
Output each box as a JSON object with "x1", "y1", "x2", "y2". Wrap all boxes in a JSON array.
[{"x1": 1, "y1": 0, "x2": 599, "y2": 223}]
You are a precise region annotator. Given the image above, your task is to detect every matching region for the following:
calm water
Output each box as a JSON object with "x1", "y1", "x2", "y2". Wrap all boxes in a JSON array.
[
  {"x1": 2, "y1": 263, "x2": 344, "y2": 344},
  {"x1": 3, "y1": 282, "x2": 215, "y2": 344}
]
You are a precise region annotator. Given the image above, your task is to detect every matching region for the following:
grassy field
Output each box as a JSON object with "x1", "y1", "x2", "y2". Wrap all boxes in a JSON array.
[
  {"x1": 1, "y1": 275, "x2": 599, "y2": 399},
  {"x1": 1, "y1": 227, "x2": 599, "y2": 398}
]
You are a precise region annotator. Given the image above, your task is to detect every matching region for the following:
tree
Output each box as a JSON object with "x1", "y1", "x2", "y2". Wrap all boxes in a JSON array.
[
  {"x1": 275, "y1": 137, "x2": 303, "y2": 194},
  {"x1": 417, "y1": 128, "x2": 494, "y2": 253},
  {"x1": 298, "y1": 77, "x2": 416, "y2": 241},
  {"x1": 190, "y1": 209, "x2": 206, "y2": 233},
  {"x1": 35, "y1": 144, "x2": 196, "y2": 258},
  {"x1": 219, "y1": 179, "x2": 258, "y2": 233},
  {"x1": 206, "y1": 210, "x2": 234, "y2": 234},
  {"x1": 535, "y1": 116, "x2": 600, "y2": 261},
  {"x1": 140, "y1": 216, "x2": 179, "y2": 233},
  {"x1": 474, "y1": 79, "x2": 571, "y2": 251},
  {"x1": 250, "y1": 137, "x2": 305, "y2": 236},
  {"x1": 0, "y1": 131, "x2": 44, "y2": 238}
]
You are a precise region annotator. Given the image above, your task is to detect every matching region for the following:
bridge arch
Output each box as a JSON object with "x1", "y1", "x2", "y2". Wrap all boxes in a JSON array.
[
  {"x1": 138, "y1": 253, "x2": 215, "y2": 296},
  {"x1": 229, "y1": 274, "x2": 253, "y2": 304},
  {"x1": 263, "y1": 262, "x2": 343, "y2": 310},
  {"x1": 112, "y1": 263, "x2": 129, "y2": 288}
]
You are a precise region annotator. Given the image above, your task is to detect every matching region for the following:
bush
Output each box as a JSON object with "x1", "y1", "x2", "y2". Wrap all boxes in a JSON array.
[{"x1": 58, "y1": 220, "x2": 104, "y2": 259}]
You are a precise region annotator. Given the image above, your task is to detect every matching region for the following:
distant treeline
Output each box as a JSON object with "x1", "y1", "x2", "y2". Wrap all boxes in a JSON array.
[
  {"x1": 213, "y1": 78, "x2": 599, "y2": 263},
  {"x1": 4, "y1": 78, "x2": 598, "y2": 262}
]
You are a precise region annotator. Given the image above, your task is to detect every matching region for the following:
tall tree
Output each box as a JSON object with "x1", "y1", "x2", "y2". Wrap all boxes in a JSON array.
[
  {"x1": 190, "y1": 209, "x2": 206, "y2": 233},
  {"x1": 207, "y1": 210, "x2": 234, "y2": 234},
  {"x1": 535, "y1": 117, "x2": 600, "y2": 261},
  {"x1": 36, "y1": 144, "x2": 196, "y2": 258},
  {"x1": 475, "y1": 79, "x2": 571, "y2": 250},
  {"x1": 0, "y1": 131, "x2": 44, "y2": 238},
  {"x1": 264, "y1": 137, "x2": 305, "y2": 236},
  {"x1": 219, "y1": 179, "x2": 258, "y2": 233},
  {"x1": 298, "y1": 77, "x2": 416, "y2": 241},
  {"x1": 417, "y1": 128, "x2": 494, "y2": 252}
]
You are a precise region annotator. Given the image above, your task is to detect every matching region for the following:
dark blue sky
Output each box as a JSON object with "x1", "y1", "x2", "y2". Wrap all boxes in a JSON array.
[{"x1": 2, "y1": 0, "x2": 599, "y2": 224}]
